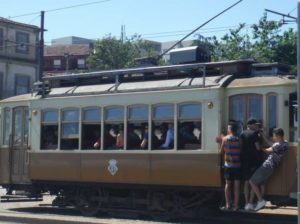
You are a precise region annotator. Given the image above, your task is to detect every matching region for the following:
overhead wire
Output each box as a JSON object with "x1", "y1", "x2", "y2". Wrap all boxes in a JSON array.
[
  {"x1": 139, "y1": 25, "x2": 252, "y2": 39},
  {"x1": 8, "y1": 0, "x2": 112, "y2": 19}
]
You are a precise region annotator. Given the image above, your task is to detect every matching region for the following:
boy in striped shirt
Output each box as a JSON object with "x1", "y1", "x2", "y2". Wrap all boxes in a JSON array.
[{"x1": 220, "y1": 122, "x2": 241, "y2": 211}]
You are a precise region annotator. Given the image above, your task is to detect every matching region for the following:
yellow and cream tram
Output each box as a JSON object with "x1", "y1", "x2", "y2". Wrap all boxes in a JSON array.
[{"x1": 0, "y1": 59, "x2": 297, "y2": 216}]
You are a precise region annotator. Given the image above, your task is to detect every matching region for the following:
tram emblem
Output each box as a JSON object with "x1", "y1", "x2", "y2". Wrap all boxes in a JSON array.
[{"x1": 108, "y1": 159, "x2": 118, "y2": 176}]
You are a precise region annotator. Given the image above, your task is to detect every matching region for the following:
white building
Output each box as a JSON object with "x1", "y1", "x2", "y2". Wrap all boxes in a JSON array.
[{"x1": 0, "y1": 17, "x2": 40, "y2": 99}]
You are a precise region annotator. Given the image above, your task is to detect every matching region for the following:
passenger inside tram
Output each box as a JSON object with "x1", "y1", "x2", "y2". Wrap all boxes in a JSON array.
[
  {"x1": 103, "y1": 125, "x2": 117, "y2": 149},
  {"x1": 178, "y1": 122, "x2": 199, "y2": 149},
  {"x1": 82, "y1": 125, "x2": 100, "y2": 149},
  {"x1": 140, "y1": 125, "x2": 160, "y2": 149},
  {"x1": 152, "y1": 122, "x2": 167, "y2": 149},
  {"x1": 127, "y1": 124, "x2": 141, "y2": 149},
  {"x1": 140, "y1": 125, "x2": 149, "y2": 149},
  {"x1": 116, "y1": 125, "x2": 124, "y2": 149},
  {"x1": 41, "y1": 126, "x2": 58, "y2": 149},
  {"x1": 160, "y1": 123, "x2": 174, "y2": 149}
]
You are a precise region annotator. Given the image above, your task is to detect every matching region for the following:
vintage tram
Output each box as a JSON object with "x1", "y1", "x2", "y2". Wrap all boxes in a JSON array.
[{"x1": 0, "y1": 59, "x2": 297, "y2": 216}]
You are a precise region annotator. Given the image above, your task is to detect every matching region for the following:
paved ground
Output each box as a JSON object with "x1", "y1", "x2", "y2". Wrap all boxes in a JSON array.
[{"x1": 0, "y1": 188, "x2": 296, "y2": 224}]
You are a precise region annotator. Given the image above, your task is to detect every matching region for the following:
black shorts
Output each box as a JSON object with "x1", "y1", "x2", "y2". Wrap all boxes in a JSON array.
[
  {"x1": 224, "y1": 167, "x2": 241, "y2": 181},
  {"x1": 241, "y1": 164, "x2": 257, "y2": 180}
]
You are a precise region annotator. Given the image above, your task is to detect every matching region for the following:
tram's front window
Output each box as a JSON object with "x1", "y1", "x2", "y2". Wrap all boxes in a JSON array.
[
  {"x1": 289, "y1": 92, "x2": 297, "y2": 142},
  {"x1": 152, "y1": 104, "x2": 174, "y2": 150},
  {"x1": 41, "y1": 110, "x2": 58, "y2": 150},
  {"x1": 248, "y1": 95, "x2": 262, "y2": 122},
  {"x1": 24, "y1": 109, "x2": 29, "y2": 146},
  {"x1": 3, "y1": 108, "x2": 11, "y2": 146},
  {"x1": 128, "y1": 105, "x2": 148, "y2": 150},
  {"x1": 104, "y1": 107, "x2": 123, "y2": 150},
  {"x1": 61, "y1": 109, "x2": 79, "y2": 150},
  {"x1": 13, "y1": 110, "x2": 22, "y2": 146},
  {"x1": 81, "y1": 108, "x2": 101, "y2": 150},
  {"x1": 178, "y1": 103, "x2": 202, "y2": 150},
  {"x1": 230, "y1": 96, "x2": 244, "y2": 124},
  {"x1": 230, "y1": 94, "x2": 262, "y2": 133},
  {"x1": 267, "y1": 94, "x2": 277, "y2": 137}
]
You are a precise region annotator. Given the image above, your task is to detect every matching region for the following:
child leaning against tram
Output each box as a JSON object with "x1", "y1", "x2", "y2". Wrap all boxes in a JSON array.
[
  {"x1": 249, "y1": 128, "x2": 288, "y2": 211},
  {"x1": 220, "y1": 122, "x2": 241, "y2": 211}
]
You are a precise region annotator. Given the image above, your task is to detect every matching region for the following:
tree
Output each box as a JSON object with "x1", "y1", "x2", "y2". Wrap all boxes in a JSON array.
[
  {"x1": 251, "y1": 13, "x2": 282, "y2": 62},
  {"x1": 274, "y1": 28, "x2": 297, "y2": 74},
  {"x1": 210, "y1": 23, "x2": 252, "y2": 61},
  {"x1": 87, "y1": 35, "x2": 159, "y2": 71},
  {"x1": 197, "y1": 13, "x2": 296, "y2": 73}
]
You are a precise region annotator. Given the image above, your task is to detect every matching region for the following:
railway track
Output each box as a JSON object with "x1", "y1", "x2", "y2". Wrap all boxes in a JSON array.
[{"x1": 0, "y1": 195, "x2": 296, "y2": 224}]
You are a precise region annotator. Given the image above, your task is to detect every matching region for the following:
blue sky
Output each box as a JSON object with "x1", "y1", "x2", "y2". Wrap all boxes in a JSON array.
[{"x1": 1, "y1": 0, "x2": 298, "y2": 44}]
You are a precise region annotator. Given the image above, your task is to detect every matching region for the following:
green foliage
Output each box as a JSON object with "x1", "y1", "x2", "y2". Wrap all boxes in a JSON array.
[
  {"x1": 251, "y1": 13, "x2": 282, "y2": 62},
  {"x1": 197, "y1": 13, "x2": 297, "y2": 73},
  {"x1": 87, "y1": 35, "x2": 159, "y2": 71},
  {"x1": 274, "y1": 28, "x2": 297, "y2": 67},
  {"x1": 210, "y1": 23, "x2": 253, "y2": 61},
  {"x1": 88, "y1": 13, "x2": 296, "y2": 73}
]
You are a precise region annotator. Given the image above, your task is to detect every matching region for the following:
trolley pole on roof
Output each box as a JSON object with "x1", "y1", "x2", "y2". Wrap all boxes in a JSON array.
[{"x1": 297, "y1": 2, "x2": 300, "y2": 224}]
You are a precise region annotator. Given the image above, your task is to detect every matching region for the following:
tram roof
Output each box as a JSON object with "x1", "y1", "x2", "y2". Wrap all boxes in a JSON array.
[
  {"x1": 47, "y1": 75, "x2": 226, "y2": 97},
  {"x1": 43, "y1": 59, "x2": 255, "y2": 82},
  {"x1": 228, "y1": 76, "x2": 296, "y2": 88},
  {"x1": 43, "y1": 63, "x2": 205, "y2": 82}
]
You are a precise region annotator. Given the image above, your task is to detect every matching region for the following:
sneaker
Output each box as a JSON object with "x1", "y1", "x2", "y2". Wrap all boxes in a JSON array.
[
  {"x1": 255, "y1": 199, "x2": 266, "y2": 211},
  {"x1": 244, "y1": 203, "x2": 254, "y2": 211}
]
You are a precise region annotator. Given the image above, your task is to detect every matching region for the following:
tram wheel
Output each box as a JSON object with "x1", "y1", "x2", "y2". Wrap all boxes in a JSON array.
[{"x1": 75, "y1": 189, "x2": 101, "y2": 216}]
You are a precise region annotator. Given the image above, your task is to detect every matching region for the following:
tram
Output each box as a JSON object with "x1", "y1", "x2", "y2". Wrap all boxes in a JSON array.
[{"x1": 0, "y1": 59, "x2": 297, "y2": 216}]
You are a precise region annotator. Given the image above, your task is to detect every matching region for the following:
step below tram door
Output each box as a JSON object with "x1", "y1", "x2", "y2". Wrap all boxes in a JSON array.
[{"x1": 10, "y1": 106, "x2": 30, "y2": 185}]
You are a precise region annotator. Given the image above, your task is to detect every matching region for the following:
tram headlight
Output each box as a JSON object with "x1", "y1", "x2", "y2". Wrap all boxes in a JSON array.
[{"x1": 32, "y1": 110, "x2": 38, "y2": 116}]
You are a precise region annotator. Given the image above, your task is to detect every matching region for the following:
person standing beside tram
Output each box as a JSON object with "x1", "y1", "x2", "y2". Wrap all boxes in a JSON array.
[
  {"x1": 220, "y1": 122, "x2": 241, "y2": 211},
  {"x1": 249, "y1": 128, "x2": 288, "y2": 211},
  {"x1": 240, "y1": 118, "x2": 262, "y2": 210}
]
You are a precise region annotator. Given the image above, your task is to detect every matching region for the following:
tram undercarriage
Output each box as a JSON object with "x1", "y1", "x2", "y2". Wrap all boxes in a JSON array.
[{"x1": 38, "y1": 182, "x2": 221, "y2": 218}]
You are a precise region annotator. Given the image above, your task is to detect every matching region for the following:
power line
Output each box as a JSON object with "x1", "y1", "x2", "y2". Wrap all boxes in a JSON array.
[
  {"x1": 28, "y1": 14, "x2": 40, "y2": 24},
  {"x1": 288, "y1": 7, "x2": 297, "y2": 15},
  {"x1": 139, "y1": 24, "x2": 252, "y2": 39},
  {"x1": 140, "y1": 25, "x2": 250, "y2": 36},
  {"x1": 8, "y1": 0, "x2": 112, "y2": 19}
]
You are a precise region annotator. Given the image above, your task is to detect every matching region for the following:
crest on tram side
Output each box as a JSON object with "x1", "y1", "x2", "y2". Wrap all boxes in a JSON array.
[{"x1": 108, "y1": 159, "x2": 118, "y2": 176}]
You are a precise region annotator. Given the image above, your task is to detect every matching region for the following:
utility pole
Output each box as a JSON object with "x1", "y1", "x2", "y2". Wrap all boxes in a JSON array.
[
  {"x1": 39, "y1": 11, "x2": 45, "y2": 82},
  {"x1": 120, "y1": 24, "x2": 126, "y2": 43},
  {"x1": 297, "y1": 3, "x2": 300, "y2": 224},
  {"x1": 64, "y1": 53, "x2": 72, "y2": 73},
  {"x1": 266, "y1": 6, "x2": 298, "y2": 224}
]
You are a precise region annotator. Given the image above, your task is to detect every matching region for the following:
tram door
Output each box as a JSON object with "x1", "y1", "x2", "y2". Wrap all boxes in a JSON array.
[{"x1": 10, "y1": 107, "x2": 30, "y2": 184}]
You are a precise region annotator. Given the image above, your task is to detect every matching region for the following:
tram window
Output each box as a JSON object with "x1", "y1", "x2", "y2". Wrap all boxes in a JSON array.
[
  {"x1": 61, "y1": 109, "x2": 79, "y2": 150},
  {"x1": 128, "y1": 105, "x2": 148, "y2": 150},
  {"x1": 230, "y1": 96, "x2": 244, "y2": 123},
  {"x1": 3, "y1": 108, "x2": 11, "y2": 146},
  {"x1": 178, "y1": 103, "x2": 202, "y2": 150},
  {"x1": 267, "y1": 94, "x2": 277, "y2": 137},
  {"x1": 41, "y1": 110, "x2": 58, "y2": 150},
  {"x1": 230, "y1": 94, "x2": 262, "y2": 128},
  {"x1": 13, "y1": 110, "x2": 22, "y2": 146},
  {"x1": 104, "y1": 107, "x2": 123, "y2": 150},
  {"x1": 24, "y1": 109, "x2": 29, "y2": 146},
  {"x1": 81, "y1": 108, "x2": 101, "y2": 150},
  {"x1": 289, "y1": 92, "x2": 297, "y2": 142},
  {"x1": 248, "y1": 95, "x2": 262, "y2": 122},
  {"x1": 152, "y1": 104, "x2": 174, "y2": 150}
]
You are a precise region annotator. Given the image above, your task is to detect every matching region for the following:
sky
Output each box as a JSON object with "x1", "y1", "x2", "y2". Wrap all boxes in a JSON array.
[{"x1": 1, "y1": 0, "x2": 298, "y2": 45}]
